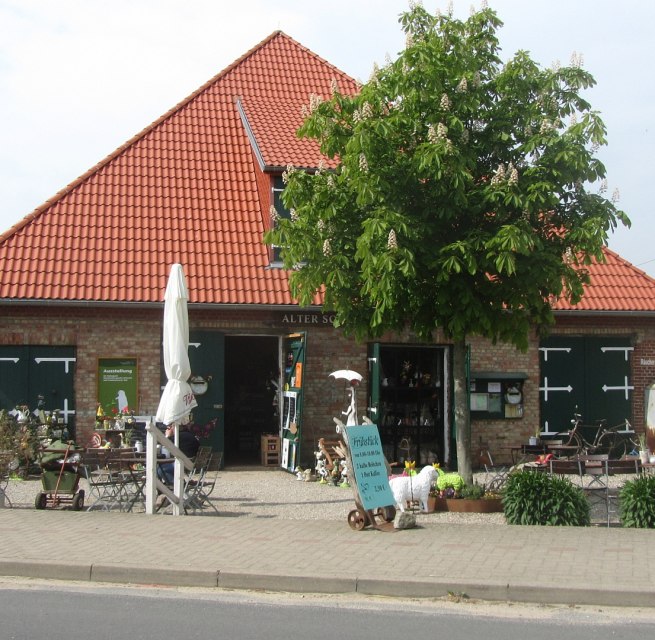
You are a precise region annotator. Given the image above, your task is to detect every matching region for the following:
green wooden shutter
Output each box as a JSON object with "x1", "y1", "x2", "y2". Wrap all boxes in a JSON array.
[
  {"x1": 367, "y1": 342, "x2": 381, "y2": 426},
  {"x1": 540, "y1": 336, "x2": 632, "y2": 434},
  {"x1": 0, "y1": 345, "x2": 75, "y2": 437}
]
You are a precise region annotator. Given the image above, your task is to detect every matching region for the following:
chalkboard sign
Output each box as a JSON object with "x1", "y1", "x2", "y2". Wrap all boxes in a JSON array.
[{"x1": 344, "y1": 424, "x2": 394, "y2": 511}]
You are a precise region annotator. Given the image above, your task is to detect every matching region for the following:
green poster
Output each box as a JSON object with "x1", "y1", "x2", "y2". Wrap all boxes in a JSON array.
[{"x1": 97, "y1": 357, "x2": 138, "y2": 414}]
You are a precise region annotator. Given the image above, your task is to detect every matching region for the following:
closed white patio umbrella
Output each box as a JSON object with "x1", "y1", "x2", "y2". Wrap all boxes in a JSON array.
[
  {"x1": 145, "y1": 264, "x2": 198, "y2": 514},
  {"x1": 156, "y1": 263, "x2": 197, "y2": 427}
]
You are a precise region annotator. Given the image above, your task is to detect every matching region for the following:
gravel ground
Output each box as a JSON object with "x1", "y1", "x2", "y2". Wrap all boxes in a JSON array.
[
  {"x1": 4, "y1": 466, "x2": 633, "y2": 525},
  {"x1": 3, "y1": 468, "x2": 507, "y2": 524}
]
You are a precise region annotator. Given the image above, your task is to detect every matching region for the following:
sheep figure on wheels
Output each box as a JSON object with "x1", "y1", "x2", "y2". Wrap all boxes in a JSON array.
[{"x1": 389, "y1": 465, "x2": 438, "y2": 513}]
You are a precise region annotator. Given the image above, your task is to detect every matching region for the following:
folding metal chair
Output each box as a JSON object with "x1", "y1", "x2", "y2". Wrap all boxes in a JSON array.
[
  {"x1": 574, "y1": 457, "x2": 610, "y2": 525},
  {"x1": 182, "y1": 447, "x2": 217, "y2": 515},
  {"x1": 0, "y1": 450, "x2": 14, "y2": 508},
  {"x1": 81, "y1": 449, "x2": 127, "y2": 511},
  {"x1": 481, "y1": 448, "x2": 509, "y2": 492},
  {"x1": 158, "y1": 446, "x2": 217, "y2": 515},
  {"x1": 548, "y1": 458, "x2": 584, "y2": 478},
  {"x1": 192, "y1": 450, "x2": 222, "y2": 513},
  {"x1": 605, "y1": 458, "x2": 640, "y2": 526}
]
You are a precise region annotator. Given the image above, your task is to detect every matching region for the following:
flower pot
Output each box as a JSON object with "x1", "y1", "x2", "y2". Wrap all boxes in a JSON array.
[{"x1": 428, "y1": 497, "x2": 503, "y2": 513}]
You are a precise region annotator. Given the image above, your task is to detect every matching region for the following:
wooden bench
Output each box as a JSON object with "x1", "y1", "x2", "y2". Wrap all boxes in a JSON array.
[{"x1": 317, "y1": 438, "x2": 346, "y2": 472}]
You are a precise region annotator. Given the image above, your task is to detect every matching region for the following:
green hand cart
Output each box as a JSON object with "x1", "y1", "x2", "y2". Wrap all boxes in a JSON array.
[{"x1": 35, "y1": 441, "x2": 85, "y2": 510}]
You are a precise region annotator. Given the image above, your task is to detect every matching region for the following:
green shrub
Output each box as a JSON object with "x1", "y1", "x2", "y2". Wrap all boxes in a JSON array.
[
  {"x1": 0, "y1": 409, "x2": 40, "y2": 477},
  {"x1": 619, "y1": 475, "x2": 655, "y2": 528},
  {"x1": 503, "y1": 470, "x2": 590, "y2": 526},
  {"x1": 459, "y1": 483, "x2": 485, "y2": 500}
]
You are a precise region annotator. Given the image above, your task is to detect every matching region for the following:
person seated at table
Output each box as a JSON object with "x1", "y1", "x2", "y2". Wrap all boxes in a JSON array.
[{"x1": 158, "y1": 424, "x2": 200, "y2": 486}]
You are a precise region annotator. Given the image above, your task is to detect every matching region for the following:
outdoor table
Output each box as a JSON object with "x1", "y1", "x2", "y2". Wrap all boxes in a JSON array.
[
  {"x1": 511, "y1": 444, "x2": 548, "y2": 465},
  {"x1": 545, "y1": 444, "x2": 579, "y2": 459},
  {"x1": 640, "y1": 462, "x2": 655, "y2": 474}
]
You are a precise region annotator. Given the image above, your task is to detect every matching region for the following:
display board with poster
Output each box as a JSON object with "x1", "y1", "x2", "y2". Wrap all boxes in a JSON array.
[{"x1": 97, "y1": 357, "x2": 138, "y2": 413}]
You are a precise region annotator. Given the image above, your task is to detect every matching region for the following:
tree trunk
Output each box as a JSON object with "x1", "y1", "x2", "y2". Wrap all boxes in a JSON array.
[{"x1": 453, "y1": 339, "x2": 472, "y2": 485}]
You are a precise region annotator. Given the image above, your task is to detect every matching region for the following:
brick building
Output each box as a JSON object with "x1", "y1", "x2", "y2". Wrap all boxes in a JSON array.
[{"x1": 1, "y1": 32, "x2": 654, "y2": 469}]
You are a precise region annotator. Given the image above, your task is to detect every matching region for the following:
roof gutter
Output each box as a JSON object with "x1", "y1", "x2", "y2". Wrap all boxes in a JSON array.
[
  {"x1": 552, "y1": 310, "x2": 655, "y2": 318},
  {"x1": 0, "y1": 299, "x2": 321, "y2": 312}
]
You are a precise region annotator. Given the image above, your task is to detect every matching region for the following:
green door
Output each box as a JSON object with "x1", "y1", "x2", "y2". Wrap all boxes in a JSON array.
[
  {"x1": 188, "y1": 331, "x2": 225, "y2": 461},
  {"x1": 540, "y1": 336, "x2": 633, "y2": 434},
  {"x1": 281, "y1": 332, "x2": 306, "y2": 471},
  {"x1": 367, "y1": 342, "x2": 381, "y2": 426},
  {"x1": 0, "y1": 345, "x2": 76, "y2": 437}
]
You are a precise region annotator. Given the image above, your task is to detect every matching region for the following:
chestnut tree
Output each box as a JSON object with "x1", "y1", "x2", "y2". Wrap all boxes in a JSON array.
[{"x1": 265, "y1": 2, "x2": 629, "y2": 482}]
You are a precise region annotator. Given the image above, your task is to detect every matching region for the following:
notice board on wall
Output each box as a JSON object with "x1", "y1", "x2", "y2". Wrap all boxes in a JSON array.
[{"x1": 97, "y1": 357, "x2": 138, "y2": 413}]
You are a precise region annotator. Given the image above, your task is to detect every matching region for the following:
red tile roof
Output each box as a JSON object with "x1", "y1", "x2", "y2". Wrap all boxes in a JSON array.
[
  {"x1": 0, "y1": 31, "x2": 653, "y2": 314},
  {"x1": 552, "y1": 247, "x2": 655, "y2": 313},
  {"x1": 0, "y1": 32, "x2": 357, "y2": 306}
]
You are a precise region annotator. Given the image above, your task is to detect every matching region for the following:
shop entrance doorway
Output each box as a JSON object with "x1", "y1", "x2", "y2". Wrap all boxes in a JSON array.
[{"x1": 224, "y1": 336, "x2": 279, "y2": 466}]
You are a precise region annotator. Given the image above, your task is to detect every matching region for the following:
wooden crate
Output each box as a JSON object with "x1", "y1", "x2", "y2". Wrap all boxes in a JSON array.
[{"x1": 260, "y1": 435, "x2": 280, "y2": 466}]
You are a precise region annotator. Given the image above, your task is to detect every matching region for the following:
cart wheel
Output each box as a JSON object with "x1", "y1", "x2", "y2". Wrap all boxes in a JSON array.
[
  {"x1": 72, "y1": 490, "x2": 85, "y2": 511},
  {"x1": 347, "y1": 509, "x2": 368, "y2": 531},
  {"x1": 35, "y1": 492, "x2": 47, "y2": 510},
  {"x1": 378, "y1": 505, "x2": 396, "y2": 522}
]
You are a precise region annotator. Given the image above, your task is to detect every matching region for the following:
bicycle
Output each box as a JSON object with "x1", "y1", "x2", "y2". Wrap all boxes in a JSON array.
[
  {"x1": 554, "y1": 410, "x2": 637, "y2": 459},
  {"x1": 594, "y1": 419, "x2": 638, "y2": 458}
]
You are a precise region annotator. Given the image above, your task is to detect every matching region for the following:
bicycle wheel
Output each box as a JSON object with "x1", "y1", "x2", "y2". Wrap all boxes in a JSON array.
[
  {"x1": 559, "y1": 431, "x2": 584, "y2": 455},
  {"x1": 597, "y1": 432, "x2": 626, "y2": 459}
]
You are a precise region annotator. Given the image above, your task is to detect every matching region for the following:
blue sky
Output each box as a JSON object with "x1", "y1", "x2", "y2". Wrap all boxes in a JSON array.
[{"x1": 1, "y1": 0, "x2": 653, "y2": 274}]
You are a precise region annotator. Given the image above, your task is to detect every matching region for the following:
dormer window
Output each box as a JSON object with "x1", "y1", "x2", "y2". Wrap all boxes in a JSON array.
[{"x1": 270, "y1": 175, "x2": 291, "y2": 265}]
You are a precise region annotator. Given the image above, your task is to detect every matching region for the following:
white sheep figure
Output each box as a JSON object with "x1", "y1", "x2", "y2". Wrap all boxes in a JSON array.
[{"x1": 389, "y1": 465, "x2": 438, "y2": 513}]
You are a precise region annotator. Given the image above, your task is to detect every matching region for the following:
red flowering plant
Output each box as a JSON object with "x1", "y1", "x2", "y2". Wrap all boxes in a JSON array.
[{"x1": 188, "y1": 418, "x2": 217, "y2": 441}]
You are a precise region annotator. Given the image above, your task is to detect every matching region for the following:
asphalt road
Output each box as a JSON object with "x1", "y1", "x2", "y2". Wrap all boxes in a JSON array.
[{"x1": 2, "y1": 578, "x2": 654, "y2": 640}]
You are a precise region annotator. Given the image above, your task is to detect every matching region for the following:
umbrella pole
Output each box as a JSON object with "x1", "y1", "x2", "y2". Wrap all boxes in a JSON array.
[
  {"x1": 145, "y1": 418, "x2": 158, "y2": 514},
  {"x1": 172, "y1": 425, "x2": 183, "y2": 515}
]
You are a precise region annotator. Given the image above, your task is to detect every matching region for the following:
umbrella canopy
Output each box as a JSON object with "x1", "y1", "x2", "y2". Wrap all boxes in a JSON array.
[
  {"x1": 156, "y1": 264, "x2": 198, "y2": 426},
  {"x1": 329, "y1": 370, "x2": 363, "y2": 384},
  {"x1": 329, "y1": 369, "x2": 362, "y2": 426}
]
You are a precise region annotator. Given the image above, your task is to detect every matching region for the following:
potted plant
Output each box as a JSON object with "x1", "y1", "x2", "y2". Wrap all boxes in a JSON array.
[{"x1": 427, "y1": 471, "x2": 503, "y2": 513}]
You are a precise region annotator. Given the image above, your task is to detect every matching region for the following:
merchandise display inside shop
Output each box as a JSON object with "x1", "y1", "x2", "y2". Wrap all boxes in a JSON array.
[{"x1": 372, "y1": 345, "x2": 447, "y2": 467}]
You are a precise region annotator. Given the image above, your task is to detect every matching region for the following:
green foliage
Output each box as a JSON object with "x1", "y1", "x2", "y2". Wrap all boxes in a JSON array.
[
  {"x1": 0, "y1": 410, "x2": 15, "y2": 452},
  {"x1": 503, "y1": 470, "x2": 590, "y2": 526},
  {"x1": 265, "y1": 4, "x2": 628, "y2": 346},
  {"x1": 619, "y1": 475, "x2": 655, "y2": 528},
  {"x1": 459, "y1": 482, "x2": 485, "y2": 499},
  {"x1": 0, "y1": 409, "x2": 40, "y2": 477},
  {"x1": 264, "y1": 4, "x2": 628, "y2": 485}
]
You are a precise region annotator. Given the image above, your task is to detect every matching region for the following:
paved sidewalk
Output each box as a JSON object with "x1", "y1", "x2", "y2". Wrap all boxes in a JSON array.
[{"x1": 0, "y1": 507, "x2": 654, "y2": 607}]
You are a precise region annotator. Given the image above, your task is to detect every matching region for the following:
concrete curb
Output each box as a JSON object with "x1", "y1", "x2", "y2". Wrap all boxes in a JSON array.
[
  {"x1": 0, "y1": 559, "x2": 91, "y2": 582},
  {"x1": 91, "y1": 563, "x2": 219, "y2": 588},
  {"x1": 1, "y1": 558, "x2": 652, "y2": 609}
]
